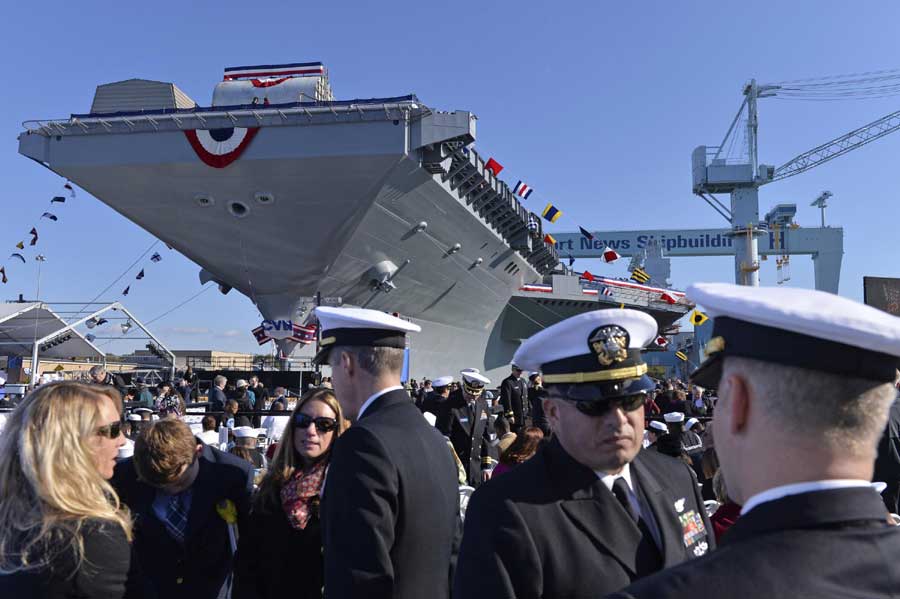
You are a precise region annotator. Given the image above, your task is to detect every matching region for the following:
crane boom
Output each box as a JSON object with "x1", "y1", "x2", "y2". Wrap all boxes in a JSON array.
[{"x1": 772, "y1": 108, "x2": 900, "y2": 182}]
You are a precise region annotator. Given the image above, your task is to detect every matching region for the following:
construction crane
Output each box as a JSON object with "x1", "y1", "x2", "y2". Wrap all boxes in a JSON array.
[{"x1": 692, "y1": 76, "x2": 900, "y2": 286}]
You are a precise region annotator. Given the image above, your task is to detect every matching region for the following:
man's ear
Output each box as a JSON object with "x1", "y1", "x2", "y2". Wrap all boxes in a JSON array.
[
  {"x1": 339, "y1": 350, "x2": 354, "y2": 377},
  {"x1": 543, "y1": 397, "x2": 560, "y2": 433},
  {"x1": 723, "y1": 373, "x2": 751, "y2": 435}
]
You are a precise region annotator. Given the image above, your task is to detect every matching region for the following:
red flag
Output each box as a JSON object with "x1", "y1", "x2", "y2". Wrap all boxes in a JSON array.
[
  {"x1": 660, "y1": 292, "x2": 677, "y2": 305},
  {"x1": 543, "y1": 233, "x2": 557, "y2": 245},
  {"x1": 580, "y1": 270, "x2": 595, "y2": 282},
  {"x1": 602, "y1": 247, "x2": 620, "y2": 263},
  {"x1": 655, "y1": 336, "x2": 668, "y2": 347},
  {"x1": 485, "y1": 158, "x2": 504, "y2": 176}
]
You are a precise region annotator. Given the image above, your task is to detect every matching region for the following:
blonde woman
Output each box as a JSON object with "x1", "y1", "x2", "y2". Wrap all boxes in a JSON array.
[
  {"x1": 0, "y1": 382, "x2": 132, "y2": 598},
  {"x1": 233, "y1": 388, "x2": 347, "y2": 599}
]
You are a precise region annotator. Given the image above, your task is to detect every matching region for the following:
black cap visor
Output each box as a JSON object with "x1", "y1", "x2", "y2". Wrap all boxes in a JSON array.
[{"x1": 548, "y1": 373, "x2": 656, "y2": 402}]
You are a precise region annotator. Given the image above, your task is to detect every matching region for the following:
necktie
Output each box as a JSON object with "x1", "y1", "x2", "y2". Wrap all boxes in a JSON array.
[
  {"x1": 164, "y1": 493, "x2": 188, "y2": 544},
  {"x1": 611, "y1": 476, "x2": 663, "y2": 573},
  {"x1": 612, "y1": 477, "x2": 639, "y2": 523}
]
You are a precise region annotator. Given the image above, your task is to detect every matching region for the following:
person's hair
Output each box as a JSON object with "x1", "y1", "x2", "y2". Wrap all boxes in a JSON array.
[
  {"x1": 133, "y1": 420, "x2": 198, "y2": 487},
  {"x1": 724, "y1": 356, "x2": 897, "y2": 458},
  {"x1": 214, "y1": 375, "x2": 227, "y2": 387},
  {"x1": 88, "y1": 365, "x2": 105, "y2": 378},
  {"x1": 271, "y1": 401, "x2": 284, "y2": 411},
  {"x1": 0, "y1": 382, "x2": 132, "y2": 574},
  {"x1": 712, "y1": 468, "x2": 729, "y2": 504},
  {"x1": 331, "y1": 346, "x2": 404, "y2": 377},
  {"x1": 254, "y1": 388, "x2": 347, "y2": 513},
  {"x1": 274, "y1": 386, "x2": 286, "y2": 396},
  {"x1": 500, "y1": 427, "x2": 544, "y2": 466},
  {"x1": 225, "y1": 399, "x2": 239, "y2": 413},
  {"x1": 201, "y1": 415, "x2": 217, "y2": 431},
  {"x1": 230, "y1": 446, "x2": 256, "y2": 464},
  {"x1": 424, "y1": 379, "x2": 431, "y2": 387}
]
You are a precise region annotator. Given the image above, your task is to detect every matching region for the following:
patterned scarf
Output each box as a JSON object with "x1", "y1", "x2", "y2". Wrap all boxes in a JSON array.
[{"x1": 280, "y1": 460, "x2": 327, "y2": 530}]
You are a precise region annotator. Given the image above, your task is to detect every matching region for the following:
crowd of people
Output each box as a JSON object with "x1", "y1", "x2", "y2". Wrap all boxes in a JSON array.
[{"x1": 2, "y1": 282, "x2": 900, "y2": 598}]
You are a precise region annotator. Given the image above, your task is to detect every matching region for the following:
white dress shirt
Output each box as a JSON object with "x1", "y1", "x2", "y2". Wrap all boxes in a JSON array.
[
  {"x1": 358, "y1": 385, "x2": 405, "y2": 420},
  {"x1": 741, "y1": 479, "x2": 872, "y2": 516}
]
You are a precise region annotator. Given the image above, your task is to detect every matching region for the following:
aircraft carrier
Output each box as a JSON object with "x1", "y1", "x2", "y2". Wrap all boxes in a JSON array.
[{"x1": 17, "y1": 62, "x2": 690, "y2": 381}]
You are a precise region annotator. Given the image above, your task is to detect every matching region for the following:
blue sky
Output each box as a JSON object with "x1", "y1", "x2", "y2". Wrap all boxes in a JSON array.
[{"x1": 2, "y1": 1, "x2": 900, "y2": 354}]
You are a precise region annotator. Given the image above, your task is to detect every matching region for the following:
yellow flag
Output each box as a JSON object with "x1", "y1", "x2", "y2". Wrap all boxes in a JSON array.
[
  {"x1": 15, "y1": 241, "x2": 24, "y2": 250},
  {"x1": 675, "y1": 351, "x2": 688, "y2": 361},
  {"x1": 690, "y1": 310, "x2": 709, "y2": 326}
]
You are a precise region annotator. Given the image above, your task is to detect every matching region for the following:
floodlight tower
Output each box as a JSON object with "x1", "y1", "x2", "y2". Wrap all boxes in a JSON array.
[{"x1": 811, "y1": 191, "x2": 833, "y2": 227}]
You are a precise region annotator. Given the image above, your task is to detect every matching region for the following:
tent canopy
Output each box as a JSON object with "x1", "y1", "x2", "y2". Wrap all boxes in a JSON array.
[{"x1": 0, "y1": 302, "x2": 104, "y2": 360}]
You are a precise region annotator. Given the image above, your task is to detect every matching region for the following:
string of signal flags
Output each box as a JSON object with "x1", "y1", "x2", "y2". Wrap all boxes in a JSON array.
[
  {"x1": 483, "y1": 156, "x2": 626, "y2": 265},
  {"x1": 0, "y1": 180, "x2": 167, "y2": 303},
  {"x1": 485, "y1": 154, "x2": 676, "y2": 296},
  {"x1": 0, "y1": 181, "x2": 73, "y2": 285}
]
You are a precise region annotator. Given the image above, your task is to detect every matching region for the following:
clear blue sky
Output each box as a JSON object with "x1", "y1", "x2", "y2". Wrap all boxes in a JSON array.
[{"x1": 2, "y1": 1, "x2": 900, "y2": 355}]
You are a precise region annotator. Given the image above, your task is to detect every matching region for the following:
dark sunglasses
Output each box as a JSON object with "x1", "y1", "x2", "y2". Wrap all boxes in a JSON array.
[
  {"x1": 96, "y1": 421, "x2": 123, "y2": 439},
  {"x1": 294, "y1": 413, "x2": 338, "y2": 433},
  {"x1": 565, "y1": 393, "x2": 646, "y2": 417}
]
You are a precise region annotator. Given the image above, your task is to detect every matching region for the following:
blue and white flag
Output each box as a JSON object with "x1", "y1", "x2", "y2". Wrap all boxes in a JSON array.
[{"x1": 513, "y1": 181, "x2": 534, "y2": 199}]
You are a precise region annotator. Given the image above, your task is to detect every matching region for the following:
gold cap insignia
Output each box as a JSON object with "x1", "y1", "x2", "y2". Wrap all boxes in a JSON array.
[{"x1": 588, "y1": 325, "x2": 629, "y2": 367}]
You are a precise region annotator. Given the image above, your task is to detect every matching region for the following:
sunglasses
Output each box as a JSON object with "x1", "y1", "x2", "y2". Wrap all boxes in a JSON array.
[
  {"x1": 96, "y1": 421, "x2": 123, "y2": 439},
  {"x1": 558, "y1": 393, "x2": 646, "y2": 417},
  {"x1": 294, "y1": 413, "x2": 338, "y2": 433}
]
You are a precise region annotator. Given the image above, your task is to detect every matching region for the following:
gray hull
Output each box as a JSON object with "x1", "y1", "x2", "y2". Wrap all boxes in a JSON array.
[{"x1": 19, "y1": 85, "x2": 686, "y2": 382}]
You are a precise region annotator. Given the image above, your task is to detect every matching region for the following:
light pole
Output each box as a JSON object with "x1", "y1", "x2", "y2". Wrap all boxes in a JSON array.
[{"x1": 29, "y1": 255, "x2": 46, "y2": 389}]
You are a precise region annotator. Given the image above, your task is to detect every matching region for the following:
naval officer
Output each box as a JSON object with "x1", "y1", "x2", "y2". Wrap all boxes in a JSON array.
[
  {"x1": 453, "y1": 309, "x2": 713, "y2": 599},
  {"x1": 445, "y1": 369, "x2": 499, "y2": 487},
  {"x1": 314, "y1": 307, "x2": 460, "y2": 599},
  {"x1": 608, "y1": 283, "x2": 900, "y2": 599}
]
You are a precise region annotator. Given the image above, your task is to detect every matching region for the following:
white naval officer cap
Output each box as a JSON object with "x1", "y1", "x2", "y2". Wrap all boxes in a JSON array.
[
  {"x1": 685, "y1": 417, "x2": 700, "y2": 430},
  {"x1": 664, "y1": 412, "x2": 685, "y2": 423},
  {"x1": 313, "y1": 307, "x2": 421, "y2": 365},
  {"x1": 687, "y1": 283, "x2": 900, "y2": 388},
  {"x1": 648, "y1": 420, "x2": 669, "y2": 434},
  {"x1": 127, "y1": 414, "x2": 142, "y2": 422},
  {"x1": 233, "y1": 426, "x2": 262, "y2": 439},
  {"x1": 513, "y1": 309, "x2": 658, "y2": 402},
  {"x1": 432, "y1": 376, "x2": 454, "y2": 388},
  {"x1": 461, "y1": 369, "x2": 490, "y2": 395}
]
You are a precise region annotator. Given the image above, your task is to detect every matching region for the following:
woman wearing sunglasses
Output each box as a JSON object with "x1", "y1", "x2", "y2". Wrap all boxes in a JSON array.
[
  {"x1": 233, "y1": 388, "x2": 347, "y2": 599},
  {"x1": 0, "y1": 381, "x2": 133, "y2": 598}
]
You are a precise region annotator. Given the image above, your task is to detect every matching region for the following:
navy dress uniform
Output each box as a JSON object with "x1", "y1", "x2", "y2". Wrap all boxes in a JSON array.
[
  {"x1": 499, "y1": 368, "x2": 528, "y2": 429},
  {"x1": 313, "y1": 308, "x2": 461, "y2": 599},
  {"x1": 608, "y1": 282, "x2": 900, "y2": 599},
  {"x1": 445, "y1": 370, "x2": 499, "y2": 486},
  {"x1": 454, "y1": 310, "x2": 713, "y2": 599}
]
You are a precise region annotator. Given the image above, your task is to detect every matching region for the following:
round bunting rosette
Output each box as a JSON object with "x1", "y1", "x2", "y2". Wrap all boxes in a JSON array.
[{"x1": 184, "y1": 126, "x2": 259, "y2": 168}]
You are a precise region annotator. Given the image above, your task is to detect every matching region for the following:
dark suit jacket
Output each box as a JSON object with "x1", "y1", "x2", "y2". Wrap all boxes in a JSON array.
[
  {"x1": 610, "y1": 486, "x2": 900, "y2": 599},
  {"x1": 445, "y1": 392, "x2": 498, "y2": 486},
  {"x1": 453, "y1": 438, "x2": 714, "y2": 599},
  {"x1": 112, "y1": 443, "x2": 253, "y2": 599},
  {"x1": 322, "y1": 388, "x2": 461, "y2": 599},
  {"x1": 209, "y1": 387, "x2": 227, "y2": 420}
]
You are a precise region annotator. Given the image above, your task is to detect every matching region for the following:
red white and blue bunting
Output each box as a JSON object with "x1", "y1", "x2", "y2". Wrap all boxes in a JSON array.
[{"x1": 183, "y1": 127, "x2": 259, "y2": 168}]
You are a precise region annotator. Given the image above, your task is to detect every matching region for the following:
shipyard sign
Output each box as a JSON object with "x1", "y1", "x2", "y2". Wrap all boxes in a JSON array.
[
  {"x1": 251, "y1": 320, "x2": 317, "y2": 346},
  {"x1": 553, "y1": 228, "x2": 807, "y2": 258}
]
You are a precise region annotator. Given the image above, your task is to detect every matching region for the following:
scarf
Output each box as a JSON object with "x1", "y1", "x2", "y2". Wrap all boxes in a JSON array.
[{"x1": 280, "y1": 460, "x2": 326, "y2": 530}]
